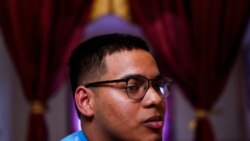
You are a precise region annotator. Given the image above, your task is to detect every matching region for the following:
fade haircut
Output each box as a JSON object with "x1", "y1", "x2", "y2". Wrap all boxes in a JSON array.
[{"x1": 68, "y1": 33, "x2": 150, "y2": 95}]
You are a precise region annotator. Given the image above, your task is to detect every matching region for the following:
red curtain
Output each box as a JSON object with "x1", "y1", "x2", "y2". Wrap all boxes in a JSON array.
[
  {"x1": 0, "y1": 0, "x2": 93, "y2": 140},
  {"x1": 130, "y1": 0, "x2": 250, "y2": 141}
]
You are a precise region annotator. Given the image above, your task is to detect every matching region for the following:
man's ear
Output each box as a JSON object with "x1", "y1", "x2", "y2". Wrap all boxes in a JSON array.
[{"x1": 75, "y1": 86, "x2": 94, "y2": 117}]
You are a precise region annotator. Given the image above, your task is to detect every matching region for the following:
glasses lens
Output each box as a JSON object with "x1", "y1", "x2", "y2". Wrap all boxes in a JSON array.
[
  {"x1": 126, "y1": 76, "x2": 148, "y2": 99},
  {"x1": 153, "y1": 77, "x2": 171, "y2": 97}
]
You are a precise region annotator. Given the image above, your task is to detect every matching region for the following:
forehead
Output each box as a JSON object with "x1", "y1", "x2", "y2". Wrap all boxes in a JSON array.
[{"x1": 102, "y1": 49, "x2": 159, "y2": 79}]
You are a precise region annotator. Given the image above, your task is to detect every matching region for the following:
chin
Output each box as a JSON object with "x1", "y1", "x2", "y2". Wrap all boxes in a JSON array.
[
  {"x1": 150, "y1": 135, "x2": 162, "y2": 141},
  {"x1": 125, "y1": 133, "x2": 162, "y2": 141},
  {"x1": 141, "y1": 132, "x2": 162, "y2": 141}
]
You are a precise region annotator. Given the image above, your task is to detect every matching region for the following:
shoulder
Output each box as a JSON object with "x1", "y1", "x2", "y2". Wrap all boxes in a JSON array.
[{"x1": 61, "y1": 131, "x2": 88, "y2": 141}]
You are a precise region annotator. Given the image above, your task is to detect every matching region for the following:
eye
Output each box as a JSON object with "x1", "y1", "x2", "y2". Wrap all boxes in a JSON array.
[
  {"x1": 125, "y1": 76, "x2": 145, "y2": 93},
  {"x1": 125, "y1": 84, "x2": 140, "y2": 93}
]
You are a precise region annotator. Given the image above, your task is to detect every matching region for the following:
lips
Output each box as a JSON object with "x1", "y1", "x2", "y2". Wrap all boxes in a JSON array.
[{"x1": 143, "y1": 115, "x2": 164, "y2": 129}]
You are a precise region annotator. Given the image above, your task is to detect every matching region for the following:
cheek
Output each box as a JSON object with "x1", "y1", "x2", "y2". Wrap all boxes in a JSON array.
[{"x1": 94, "y1": 90, "x2": 140, "y2": 128}]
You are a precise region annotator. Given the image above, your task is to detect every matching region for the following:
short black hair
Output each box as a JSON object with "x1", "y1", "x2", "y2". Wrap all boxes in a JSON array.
[{"x1": 68, "y1": 33, "x2": 150, "y2": 94}]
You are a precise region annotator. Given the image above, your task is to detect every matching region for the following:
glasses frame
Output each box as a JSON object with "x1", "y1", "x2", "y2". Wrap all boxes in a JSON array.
[{"x1": 85, "y1": 75, "x2": 173, "y2": 100}]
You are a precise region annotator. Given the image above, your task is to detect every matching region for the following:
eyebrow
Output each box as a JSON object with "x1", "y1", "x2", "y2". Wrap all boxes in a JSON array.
[{"x1": 119, "y1": 73, "x2": 161, "y2": 80}]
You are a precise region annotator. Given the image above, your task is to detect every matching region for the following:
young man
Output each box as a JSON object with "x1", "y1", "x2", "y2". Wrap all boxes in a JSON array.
[{"x1": 61, "y1": 33, "x2": 173, "y2": 141}]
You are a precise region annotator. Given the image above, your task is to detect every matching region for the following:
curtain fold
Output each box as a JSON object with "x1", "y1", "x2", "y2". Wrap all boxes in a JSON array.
[
  {"x1": 0, "y1": 0, "x2": 93, "y2": 140},
  {"x1": 129, "y1": 0, "x2": 250, "y2": 141}
]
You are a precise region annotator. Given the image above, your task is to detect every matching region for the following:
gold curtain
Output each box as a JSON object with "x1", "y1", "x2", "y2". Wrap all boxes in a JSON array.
[{"x1": 91, "y1": 0, "x2": 131, "y2": 21}]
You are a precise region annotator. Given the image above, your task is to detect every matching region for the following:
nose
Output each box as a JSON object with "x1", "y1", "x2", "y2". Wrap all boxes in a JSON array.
[{"x1": 142, "y1": 86, "x2": 164, "y2": 108}]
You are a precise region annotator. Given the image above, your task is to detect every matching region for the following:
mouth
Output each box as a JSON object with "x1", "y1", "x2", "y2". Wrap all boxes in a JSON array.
[{"x1": 143, "y1": 115, "x2": 164, "y2": 129}]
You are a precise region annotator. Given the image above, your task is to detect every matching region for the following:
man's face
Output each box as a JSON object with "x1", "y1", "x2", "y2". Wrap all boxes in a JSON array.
[{"x1": 92, "y1": 49, "x2": 166, "y2": 141}]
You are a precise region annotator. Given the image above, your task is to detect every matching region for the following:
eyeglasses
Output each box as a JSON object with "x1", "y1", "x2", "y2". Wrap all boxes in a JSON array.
[{"x1": 85, "y1": 75, "x2": 173, "y2": 100}]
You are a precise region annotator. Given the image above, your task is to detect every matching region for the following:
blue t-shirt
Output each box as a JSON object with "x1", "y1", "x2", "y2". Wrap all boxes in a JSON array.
[{"x1": 61, "y1": 131, "x2": 88, "y2": 141}]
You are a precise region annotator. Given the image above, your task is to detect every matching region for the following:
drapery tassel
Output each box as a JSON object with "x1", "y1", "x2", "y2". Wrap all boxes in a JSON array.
[
  {"x1": 30, "y1": 100, "x2": 46, "y2": 114},
  {"x1": 188, "y1": 109, "x2": 209, "y2": 130},
  {"x1": 188, "y1": 108, "x2": 222, "y2": 131},
  {"x1": 28, "y1": 100, "x2": 48, "y2": 141},
  {"x1": 90, "y1": 0, "x2": 131, "y2": 21}
]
